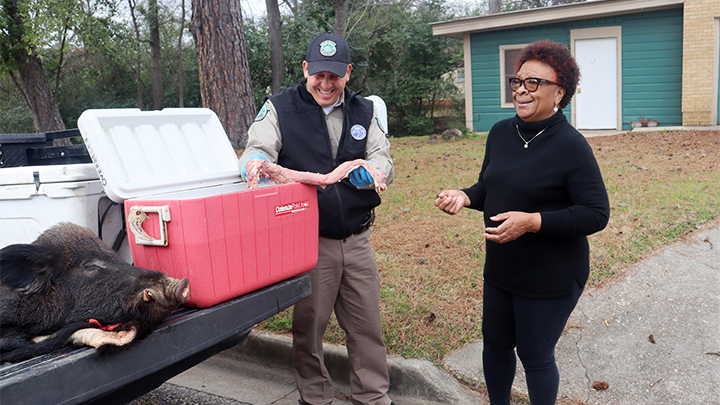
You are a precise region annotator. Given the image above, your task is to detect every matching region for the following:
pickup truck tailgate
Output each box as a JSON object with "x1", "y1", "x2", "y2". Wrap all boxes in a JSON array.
[{"x1": 0, "y1": 275, "x2": 310, "y2": 405}]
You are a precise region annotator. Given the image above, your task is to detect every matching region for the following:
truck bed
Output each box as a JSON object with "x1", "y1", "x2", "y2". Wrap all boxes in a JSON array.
[{"x1": 0, "y1": 275, "x2": 310, "y2": 405}]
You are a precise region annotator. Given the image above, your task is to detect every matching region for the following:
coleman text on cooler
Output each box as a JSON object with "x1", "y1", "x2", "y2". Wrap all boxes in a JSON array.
[{"x1": 275, "y1": 200, "x2": 310, "y2": 215}]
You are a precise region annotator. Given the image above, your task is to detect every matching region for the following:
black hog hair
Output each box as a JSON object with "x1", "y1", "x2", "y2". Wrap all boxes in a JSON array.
[{"x1": 0, "y1": 222, "x2": 188, "y2": 364}]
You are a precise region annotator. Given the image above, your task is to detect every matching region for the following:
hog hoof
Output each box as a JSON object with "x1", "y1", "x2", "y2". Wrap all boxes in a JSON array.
[{"x1": 70, "y1": 327, "x2": 137, "y2": 348}]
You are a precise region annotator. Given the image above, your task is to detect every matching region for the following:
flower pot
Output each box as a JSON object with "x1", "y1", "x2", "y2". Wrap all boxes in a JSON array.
[
  {"x1": 646, "y1": 120, "x2": 658, "y2": 127},
  {"x1": 630, "y1": 121, "x2": 643, "y2": 128}
]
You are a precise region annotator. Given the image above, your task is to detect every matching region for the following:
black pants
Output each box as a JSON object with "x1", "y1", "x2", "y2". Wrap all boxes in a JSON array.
[{"x1": 482, "y1": 280, "x2": 584, "y2": 405}]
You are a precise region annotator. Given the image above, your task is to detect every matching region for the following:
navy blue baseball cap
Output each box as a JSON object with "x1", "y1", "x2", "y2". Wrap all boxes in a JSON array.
[{"x1": 305, "y1": 33, "x2": 351, "y2": 77}]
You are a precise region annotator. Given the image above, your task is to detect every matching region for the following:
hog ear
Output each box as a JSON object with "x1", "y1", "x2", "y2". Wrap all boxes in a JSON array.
[{"x1": 0, "y1": 244, "x2": 57, "y2": 293}]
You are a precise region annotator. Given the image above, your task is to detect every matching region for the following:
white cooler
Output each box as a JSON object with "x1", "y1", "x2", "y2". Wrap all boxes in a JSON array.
[{"x1": 0, "y1": 162, "x2": 130, "y2": 261}]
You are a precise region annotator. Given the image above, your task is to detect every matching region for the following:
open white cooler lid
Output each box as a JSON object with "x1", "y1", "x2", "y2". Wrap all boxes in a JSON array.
[{"x1": 78, "y1": 108, "x2": 240, "y2": 203}]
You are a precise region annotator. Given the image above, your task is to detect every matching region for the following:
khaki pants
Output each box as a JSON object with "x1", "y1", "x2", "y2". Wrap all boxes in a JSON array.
[{"x1": 292, "y1": 229, "x2": 391, "y2": 405}]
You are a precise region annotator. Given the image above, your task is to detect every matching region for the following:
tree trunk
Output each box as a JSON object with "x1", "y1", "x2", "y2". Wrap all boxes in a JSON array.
[
  {"x1": 489, "y1": 0, "x2": 501, "y2": 14},
  {"x1": 191, "y1": 0, "x2": 255, "y2": 149},
  {"x1": 17, "y1": 53, "x2": 66, "y2": 135},
  {"x1": 178, "y1": 0, "x2": 186, "y2": 107},
  {"x1": 6, "y1": 0, "x2": 67, "y2": 144},
  {"x1": 266, "y1": 0, "x2": 284, "y2": 93},
  {"x1": 149, "y1": 0, "x2": 164, "y2": 110},
  {"x1": 331, "y1": 0, "x2": 350, "y2": 37}
]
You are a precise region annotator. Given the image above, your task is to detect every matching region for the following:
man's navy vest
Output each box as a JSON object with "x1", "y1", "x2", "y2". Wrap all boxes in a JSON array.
[{"x1": 270, "y1": 79, "x2": 381, "y2": 239}]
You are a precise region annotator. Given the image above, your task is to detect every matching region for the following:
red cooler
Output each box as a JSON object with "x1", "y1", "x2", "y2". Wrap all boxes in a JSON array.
[{"x1": 78, "y1": 108, "x2": 318, "y2": 307}]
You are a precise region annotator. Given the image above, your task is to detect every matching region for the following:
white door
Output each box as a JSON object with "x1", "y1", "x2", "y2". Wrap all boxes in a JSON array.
[{"x1": 575, "y1": 38, "x2": 617, "y2": 129}]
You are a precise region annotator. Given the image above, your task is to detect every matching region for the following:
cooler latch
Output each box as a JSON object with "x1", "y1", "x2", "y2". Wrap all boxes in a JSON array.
[{"x1": 127, "y1": 205, "x2": 171, "y2": 246}]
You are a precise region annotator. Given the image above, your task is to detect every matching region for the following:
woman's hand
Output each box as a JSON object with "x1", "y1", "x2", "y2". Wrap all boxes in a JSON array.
[
  {"x1": 435, "y1": 190, "x2": 470, "y2": 215},
  {"x1": 484, "y1": 212, "x2": 541, "y2": 244}
]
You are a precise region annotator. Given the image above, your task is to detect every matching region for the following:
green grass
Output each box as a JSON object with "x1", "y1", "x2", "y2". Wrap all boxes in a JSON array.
[{"x1": 258, "y1": 130, "x2": 720, "y2": 364}]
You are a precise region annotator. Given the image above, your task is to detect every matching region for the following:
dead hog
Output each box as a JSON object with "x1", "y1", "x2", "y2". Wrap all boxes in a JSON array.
[{"x1": 0, "y1": 222, "x2": 190, "y2": 363}]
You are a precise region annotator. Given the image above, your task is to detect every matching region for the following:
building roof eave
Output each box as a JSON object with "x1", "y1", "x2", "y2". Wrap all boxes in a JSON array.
[{"x1": 431, "y1": 0, "x2": 684, "y2": 39}]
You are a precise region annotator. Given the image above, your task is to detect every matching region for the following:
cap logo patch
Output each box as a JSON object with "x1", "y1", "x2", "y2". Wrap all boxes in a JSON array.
[
  {"x1": 351, "y1": 124, "x2": 367, "y2": 140},
  {"x1": 319, "y1": 40, "x2": 337, "y2": 57}
]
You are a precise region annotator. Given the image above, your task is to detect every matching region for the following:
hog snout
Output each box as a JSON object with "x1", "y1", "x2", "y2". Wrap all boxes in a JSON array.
[{"x1": 141, "y1": 276, "x2": 190, "y2": 306}]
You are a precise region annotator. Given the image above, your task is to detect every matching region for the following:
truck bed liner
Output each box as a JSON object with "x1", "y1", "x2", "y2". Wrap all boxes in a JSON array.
[{"x1": 0, "y1": 274, "x2": 310, "y2": 405}]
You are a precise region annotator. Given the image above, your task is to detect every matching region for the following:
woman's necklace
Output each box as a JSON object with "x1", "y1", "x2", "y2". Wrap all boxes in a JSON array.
[{"x1": 515, "y1": 124, "x2": 548, "y2": 148}]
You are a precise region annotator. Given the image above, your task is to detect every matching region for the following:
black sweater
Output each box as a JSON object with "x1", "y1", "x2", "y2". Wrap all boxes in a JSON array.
[{"x1": 463, "y1": 111, "x2": 610, "y2": 298}]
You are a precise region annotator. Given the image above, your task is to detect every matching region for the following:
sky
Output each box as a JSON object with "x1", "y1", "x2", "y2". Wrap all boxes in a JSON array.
[{"x1": 241, "y1": 0, "x2": 268, "y2": 19}]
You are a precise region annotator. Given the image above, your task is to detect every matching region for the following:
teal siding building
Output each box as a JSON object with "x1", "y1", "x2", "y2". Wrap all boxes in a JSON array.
[{"x1": 432, "y1": 0, "x2": 719, "y2": 132}]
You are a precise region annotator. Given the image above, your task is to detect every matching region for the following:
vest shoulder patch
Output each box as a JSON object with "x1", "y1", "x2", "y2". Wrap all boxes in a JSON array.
[
  {"x1": 255, "y1": 101, "x2": 270, "y2": 121},
  {"x1": 350, "y1": 124, "x2": 367, "y2": 140}
]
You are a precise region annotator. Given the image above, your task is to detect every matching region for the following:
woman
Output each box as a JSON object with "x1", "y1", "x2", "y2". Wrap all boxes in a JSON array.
[{"x1": 435, "y1": 40, "x2": 610, "y2": 404}]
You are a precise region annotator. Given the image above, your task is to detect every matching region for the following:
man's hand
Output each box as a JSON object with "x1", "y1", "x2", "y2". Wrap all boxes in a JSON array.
[
  {"x1": 484, "y1": 212, "x2": 541, "y2": 244},
  {"x1": 434, "y1": 190, "x2": 470, "y2": 215},
  {"x1": 241, "y1": 152, "x2": 269, "y2": 182},
  {"x1": 349, "y1": 166, "x2": 374, "y2": 188}
]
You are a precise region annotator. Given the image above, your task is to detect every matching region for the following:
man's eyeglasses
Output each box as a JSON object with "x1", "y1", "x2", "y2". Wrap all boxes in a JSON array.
[{"x1": 509, "y1": 77, "x2": 560, "y2": 92}]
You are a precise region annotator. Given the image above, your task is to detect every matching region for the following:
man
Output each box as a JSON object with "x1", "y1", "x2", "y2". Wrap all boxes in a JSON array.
[{"x1": 239, "y1": 33, "x2": 394, "y2": 405}]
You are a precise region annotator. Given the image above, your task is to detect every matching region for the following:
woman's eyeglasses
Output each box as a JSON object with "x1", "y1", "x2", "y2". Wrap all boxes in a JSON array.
[{"x1": 509, "y1": 77, "x2": 560, "y2": 92}]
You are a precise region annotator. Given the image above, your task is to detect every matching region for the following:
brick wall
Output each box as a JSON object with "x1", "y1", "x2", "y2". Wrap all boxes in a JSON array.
[{"x1": 682, "y1": 0, "x2": 720, "y2": 125}]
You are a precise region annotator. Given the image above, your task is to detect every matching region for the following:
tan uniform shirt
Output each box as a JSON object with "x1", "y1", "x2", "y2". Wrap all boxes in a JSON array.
[{"x1": 239, "y1": 86, "x2": 394, "y2": 188}]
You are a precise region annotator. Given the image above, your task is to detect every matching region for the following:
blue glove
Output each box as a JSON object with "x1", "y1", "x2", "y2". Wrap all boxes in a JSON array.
[
  {"x1": 349, "y1": 165, "x2": 374, "y2": 188},
  {"x1": 241, "y1": 152, "x2": 269, "y2": 182}
]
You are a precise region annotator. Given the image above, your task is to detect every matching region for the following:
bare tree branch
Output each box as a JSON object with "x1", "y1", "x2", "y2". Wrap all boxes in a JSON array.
[
  {"x1": 9, "y1": 72, "x2": 31, "y2": 112},
  {"x1": 282, "y1": 0, "x2": 297, "y2": 15},
  {"x1": 129, "y1": 0, "x2": 143, "y2": 109},
  {"x1": 53, "y1": 24, "x2": 68, "y2": 98}
]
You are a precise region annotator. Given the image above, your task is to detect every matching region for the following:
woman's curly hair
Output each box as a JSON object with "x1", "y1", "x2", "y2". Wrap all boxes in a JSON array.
[{"x1": 514, "y1": 40, "x2": 580, "y2": 109}]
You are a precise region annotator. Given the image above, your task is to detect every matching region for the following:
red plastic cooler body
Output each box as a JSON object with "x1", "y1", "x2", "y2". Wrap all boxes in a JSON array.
[
  {"x1": 78, "y1": 108, "x2": 320, "y2": 308},
  {"x1": 125, "y1": 182, "x2": 318, "y2": 307}
]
